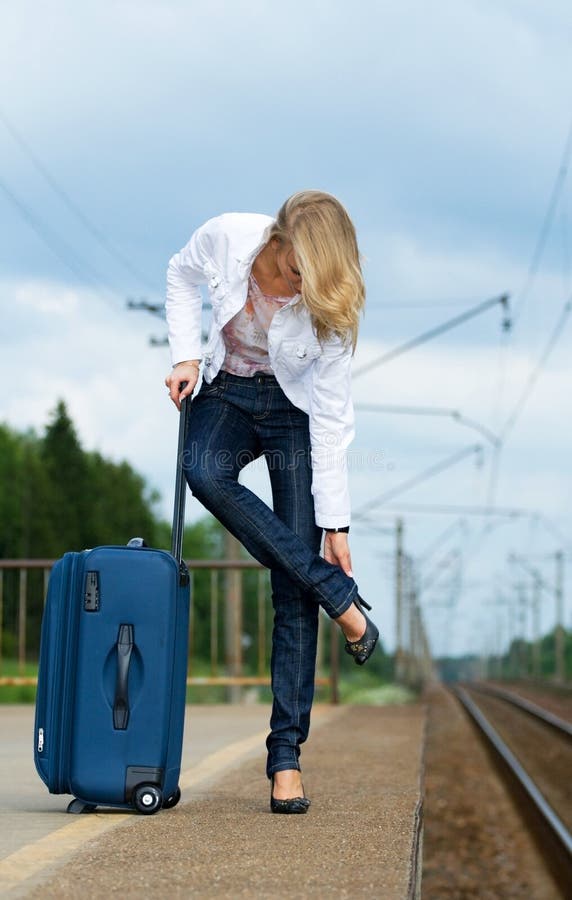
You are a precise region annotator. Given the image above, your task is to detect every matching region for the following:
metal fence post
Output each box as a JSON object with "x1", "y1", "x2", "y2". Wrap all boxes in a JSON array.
[
  {"x1": 224, "y1": 533, "x2": 243, "y2": 702},
  {"x1": 0, "y1": 570, "x2": 3, "y2": 671},
  {"x1": 0, "y1": 559, "x2": 335, "y2": 695},
  {"x1": 210, "y1": 570, "x2": 219, "y2": 677},
  {"x1": 257, "y1": 570, "x2": 266, "y2": 679},
  {"x1": 18, "y1": 569, "x2": 27, "y2": 674}
]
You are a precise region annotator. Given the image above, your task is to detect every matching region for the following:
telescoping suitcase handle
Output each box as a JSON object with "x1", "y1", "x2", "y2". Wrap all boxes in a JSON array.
[
  {"x1": 171, "y1": 385, "x2": 191, "y2": 564},
  {"x1": 111, "y1": 389, "x2": 190, "y2": 733}
]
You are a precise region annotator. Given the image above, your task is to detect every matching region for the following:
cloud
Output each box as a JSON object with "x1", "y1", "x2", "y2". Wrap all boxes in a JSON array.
[
  {"x1": 1, "y1": 1, "x2": 571, "y2": 656},
  {"x1": 3, "y1": 274, "x2": 569, "y2": 529},
  {"x1": 353, "y1": 333, "x2": 571, "y2": 448},
  {"x1": 14, "y1": 280, "x2": 80, "y2": 316},
  {"x1": 1, "y1": 277, "x2": 175, "y2": 504},
  {"x1": 2, "y1": 0, "x2": 571, "y2": 278}
]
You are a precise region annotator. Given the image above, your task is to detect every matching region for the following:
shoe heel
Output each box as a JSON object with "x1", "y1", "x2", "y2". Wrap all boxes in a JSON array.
[
  {"x1": 355, "y1": 594, "x2": 372, "y2": 612},
  {"x1": 344, "y1": 600, "x2": 379, "y2": 665}
]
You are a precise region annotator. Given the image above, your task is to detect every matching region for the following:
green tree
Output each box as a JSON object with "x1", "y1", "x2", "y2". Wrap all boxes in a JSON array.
[
  {"x1": 41, "y1": 400, "x2": 91, "y2": 554},
  {"x1": 0, "y1": 424, "x2": 53, "y2": 559},
  {"x1": 86, "y1": 452, "x2": 160, "y2": 548},
  {"x1": 0, "y1": 424, "x2": 26, "y2": 558}
]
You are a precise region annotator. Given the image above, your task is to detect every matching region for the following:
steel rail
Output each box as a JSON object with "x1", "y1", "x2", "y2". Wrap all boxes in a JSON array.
[
  {"x1": 469, "y1": 682, "x2": 572, "y2": 739},
  {"x1": 453, "y1": 686, "x2": 572, "y2": 864}
]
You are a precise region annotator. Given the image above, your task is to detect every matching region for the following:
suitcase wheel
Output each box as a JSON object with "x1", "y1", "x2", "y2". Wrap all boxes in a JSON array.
[
  {"x1": 133, "y1": 784, "x2": 163, "y2": 815},
  {"x1": 162, "y1": 787, "x2": 181, "y2": 810}
]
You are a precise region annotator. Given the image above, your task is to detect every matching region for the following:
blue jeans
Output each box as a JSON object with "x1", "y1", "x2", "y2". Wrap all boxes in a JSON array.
[{"x1": 183, "y1": 371, "x2": 357, "y2": 777}]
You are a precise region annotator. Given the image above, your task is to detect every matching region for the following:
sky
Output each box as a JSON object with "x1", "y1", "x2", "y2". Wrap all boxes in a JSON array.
[{"x1": 1, "y1": 0, "x2": 572, "y2": 658}]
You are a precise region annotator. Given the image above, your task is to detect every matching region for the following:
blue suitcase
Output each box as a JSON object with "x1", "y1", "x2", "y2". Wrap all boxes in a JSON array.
[{"x1": 34, "y1": 397, "x2": 191, "y2": 815}]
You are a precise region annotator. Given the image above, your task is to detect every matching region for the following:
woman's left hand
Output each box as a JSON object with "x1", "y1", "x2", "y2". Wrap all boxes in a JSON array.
[{"x1": 323, "y1": 532, "x2": 353, "y2": 579}]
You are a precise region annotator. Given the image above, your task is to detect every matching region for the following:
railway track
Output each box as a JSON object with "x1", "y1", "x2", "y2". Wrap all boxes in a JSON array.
[
  {"x1": 470, "y1": 681, "x2": 572, "y2": 736},
  {"x1": 453, "y1": 682, "x2": 572, "y2": 894}
]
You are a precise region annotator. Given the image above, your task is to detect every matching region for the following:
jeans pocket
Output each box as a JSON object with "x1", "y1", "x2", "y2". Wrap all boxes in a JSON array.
[{"x1": 197, "y1": 378, "x2": 222, "y2": 400}]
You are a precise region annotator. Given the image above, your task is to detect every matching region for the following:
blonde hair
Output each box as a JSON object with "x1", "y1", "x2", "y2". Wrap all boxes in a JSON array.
[{"x1": 269, "y1": 190, "x2": 365, "y2": 349}]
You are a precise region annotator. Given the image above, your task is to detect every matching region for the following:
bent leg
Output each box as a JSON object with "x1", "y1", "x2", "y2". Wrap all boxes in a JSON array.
[{"x1": 185, "y1": 387, "x2": 356, "y2": 619}]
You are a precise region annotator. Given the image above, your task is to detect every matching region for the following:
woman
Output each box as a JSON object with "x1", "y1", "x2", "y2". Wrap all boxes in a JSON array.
[{"x1": 165, "y1": 190, "x2": 378, "y2": 814}]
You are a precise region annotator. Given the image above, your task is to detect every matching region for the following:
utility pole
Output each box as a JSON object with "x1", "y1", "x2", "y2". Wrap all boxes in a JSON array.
[
  {"x1": 406, "y1": 557, "x2": 417, "y2": 687},
  {"x1": 555, "y1": 551, "x2": 565, "y2": 682},
  {"x1": 531, "y1": 570, "x2": 542, "y2": 679},
  {"x1": 413, "y1": 601, "x2": 424, "y2": 688},
  {"x1": 417, "y1": 605, "x2": 434, "y2": 683},
  {"x1": 516, "y1": 581, "x2": 527, "y2": 677},
  {"x1": 501, "y1": 592, "x2": 517, "y2": 679},
  {"x1": 505, "y1": 596, "x2": 514, "y2": 680},
  {"x1": 395, "y1": 518, "x2": 405, "y2": 683},
  {"x1": 484, "y1": 593, "x2": 513, "y2": 680},
  {"x1": 511, "y1": 553, "x2": 561, "y2": 682},
  {"x1": 495, "y1": 611, "x2": 503, "y2": 680}
]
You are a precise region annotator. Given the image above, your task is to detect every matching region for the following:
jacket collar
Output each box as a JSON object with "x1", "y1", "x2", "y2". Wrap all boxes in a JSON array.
[{"x1": 236, "y1": 219, "x2": 275, "y2": 273}]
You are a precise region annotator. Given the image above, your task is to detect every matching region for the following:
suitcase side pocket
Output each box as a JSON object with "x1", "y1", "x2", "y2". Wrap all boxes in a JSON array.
[{"x1": 34, "y1": 553, "x2": 83, "y2": 792}]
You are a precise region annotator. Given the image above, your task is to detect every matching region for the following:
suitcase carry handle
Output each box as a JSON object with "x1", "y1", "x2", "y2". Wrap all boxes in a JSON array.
[
  {"x1": 171, "y1": 384, "x2": 191, "y2": 564},
  {"x1": 113, "y1": 623, "x2": 134, "y2": 730}
]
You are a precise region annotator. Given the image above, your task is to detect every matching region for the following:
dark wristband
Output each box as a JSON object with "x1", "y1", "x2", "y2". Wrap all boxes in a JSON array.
[{"x1": 324, "y1": 526, "x2": 350, "y2": 534}]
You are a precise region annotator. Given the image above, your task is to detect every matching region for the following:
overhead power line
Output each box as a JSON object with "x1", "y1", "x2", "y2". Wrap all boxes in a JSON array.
[
  {"x1": 418, "y1": 519, "x2": 467, "y2": 565},
  {"x1": 355, "y1": 402, "x2": 500, "y2": 446},
  {"x1": 353, "y1": 444, "x2": 483, "y2": 520},
  {"x1": 512, "y1": 116, "x2": 572, "y2": 324},
  {"x1": 485, "y1": 290, "x2": 571, "y2": 510},
  {"x1": 363, "y1": 503, "x2": 531, "y2": 517},
  {"x1": 0, "y1": 107, "x2": 160, "y2": 294},
  {"x1": 499, "y1": 296, "x2": 572, "y2": 443},
  {"x1": 508, "y1": 554, "x2": 556, "y2": 596},
  {"x1": 535, "y1": 515, "x2": 572, "y2": 555},
  {"x1": 486, "y1": 117, "x2": 572, "y2": 511},
  {"x1": 359, "y1": 505, "x2": 572, "y2": 552},
  {"x1": 352, "y1": 293, "x2": 510, "y2": 379},
  {"x1": 369, "y1": 300, "x2": 482, "y2": 309},
  {"x1": 420, "y1": 549, "x2": 461, "y2": 594},
  {"x1": 0, "y1": 176, "x2": 118, "y2": 304}
]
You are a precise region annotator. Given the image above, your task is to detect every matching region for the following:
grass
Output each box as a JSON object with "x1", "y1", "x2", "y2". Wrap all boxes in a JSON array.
[
  {"x1": 0, "y1": 658, "x2": 418, "y2": 707},
  {"x1": 339, "y1": 668, "x2": 418, "y2": 705},
  {"x1": 183, "y1": 672, "x2": 419, "y2": 706},
  {"x1": 0, "y1": 659, "x2": 38, "y2": 703}
]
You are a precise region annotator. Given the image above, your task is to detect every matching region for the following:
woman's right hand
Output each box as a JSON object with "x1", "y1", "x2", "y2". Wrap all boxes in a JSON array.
[{"x1": 165, "y1": 361, "x2": 200, "y2": 409}]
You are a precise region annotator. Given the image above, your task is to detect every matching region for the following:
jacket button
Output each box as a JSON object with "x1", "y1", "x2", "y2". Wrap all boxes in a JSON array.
[{"x1": 296, "y1": 345, "x2": 307, "y2": 358}]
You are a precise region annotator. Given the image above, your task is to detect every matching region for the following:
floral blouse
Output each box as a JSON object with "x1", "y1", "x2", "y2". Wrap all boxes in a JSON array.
[{"x1": 221, "y1": 275, "x2": 294, "y2": 376}]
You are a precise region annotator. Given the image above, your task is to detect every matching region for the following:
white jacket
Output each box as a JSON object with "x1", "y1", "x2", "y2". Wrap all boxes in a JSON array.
[{"x1": 166, "y1": 213, "x2": 355, "y2": 528}]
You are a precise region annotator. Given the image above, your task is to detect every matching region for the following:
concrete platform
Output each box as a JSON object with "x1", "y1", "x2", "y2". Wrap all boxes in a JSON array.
[{"x1": 0, "y1": 703, "x2": 425, "y2": 898}]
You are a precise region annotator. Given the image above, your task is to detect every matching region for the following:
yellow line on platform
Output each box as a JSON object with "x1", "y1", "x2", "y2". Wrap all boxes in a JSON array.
[
  {"x1": 0, "y1": 815, "x2": 130, "y2": 895},
  {"x1": 0, "y1": 730, "x2": 268, "y2": 896}
]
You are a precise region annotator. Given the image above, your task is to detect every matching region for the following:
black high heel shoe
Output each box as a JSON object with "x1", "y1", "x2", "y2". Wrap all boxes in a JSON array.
[
  {"x1": 270, "y1": 775, "x2": 311, "y2": 814},
  {"x1": 344, "y1": 595, "x2": 379, "y2": 666}
]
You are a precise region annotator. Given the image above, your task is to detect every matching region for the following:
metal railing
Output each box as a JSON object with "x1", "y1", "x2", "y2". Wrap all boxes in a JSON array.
[{"x1": 0, "y1": 559, "x2": 339, "y2": 701}]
